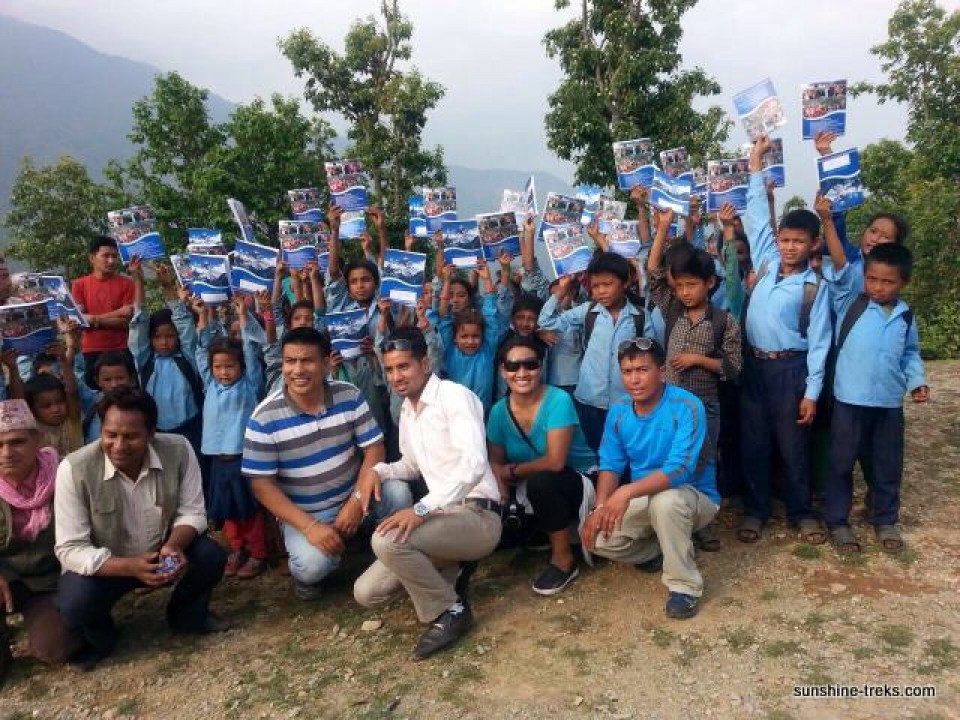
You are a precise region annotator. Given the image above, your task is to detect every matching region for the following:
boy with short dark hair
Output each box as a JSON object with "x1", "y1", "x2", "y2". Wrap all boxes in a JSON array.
[
  {"x1": 538, "y1": 252, "x2": 654, "y2": 451},
  {"x1": 737, "y1": 135, "x2": 832, "y2": 545},
  {"x1": 818, "y1": 202, "x2": 927, "y2": 554}
]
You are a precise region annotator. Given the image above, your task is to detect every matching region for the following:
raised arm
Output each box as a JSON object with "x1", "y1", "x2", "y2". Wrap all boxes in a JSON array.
[
  {"x1": 815, "y1": 192, "x2": 846, "y2": 271},
  {"x1": 326, "y1": 204, "x2": 344, "y2": 281},
  {"x1": 631, "y1": 186, "x2": 652, "y2": 246}
]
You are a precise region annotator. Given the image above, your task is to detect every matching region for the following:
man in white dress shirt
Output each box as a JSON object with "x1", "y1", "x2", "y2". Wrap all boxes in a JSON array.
[
  {"x1": 354, "y1": 326, "x2": 502, "y2": 659},
  {"x1": 54, "y1": 387, "x2": 226, "y2": 668}
]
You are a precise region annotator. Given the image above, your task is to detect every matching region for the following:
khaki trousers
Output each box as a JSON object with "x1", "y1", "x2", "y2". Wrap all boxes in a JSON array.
[
  {"x1": 592, "y1": 486, "x2": 718, "y2": 597},
  {"x1": 354, "y1": 504, "x2": 501, "y2": 622}
]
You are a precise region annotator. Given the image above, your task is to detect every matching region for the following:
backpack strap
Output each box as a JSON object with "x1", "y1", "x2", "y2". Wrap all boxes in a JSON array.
[
  {"x1": 141, "y1": 352, "x2": 205, "y2": 409},
  {"x1": 798, "y1": 266, "x2": 822, "y2": 340},
  {"x1": 584, "y1": 301, "x2": 646, "y2": 349},
  {"x1": 738, "y1": 258, "x2": 770, "y2": 328},
  {"x1": 835, "y1": 293, "x2": 871, "y2": 353}
]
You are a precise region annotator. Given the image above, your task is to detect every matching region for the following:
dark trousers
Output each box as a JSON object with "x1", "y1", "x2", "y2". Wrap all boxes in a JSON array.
[
  {"x1": 824, "y1": 401, "x2": 904, "y2": 528},
  {"x1": 740, "y1": 353, "x2": 812, "y2": 523},
  {"x1": 717, "y1": 380, "x2": 744, "y2": 499},
  {"x1": 574, "y1": 400, "x2": 608, "y2": 453},
  {"x1": 525, "y1": 468, "x2": 585, "y2": 533},
  {"x1": 55, "y1": 534, "x2": 226, "y2": 656},
  {"x1": 2, "y1": 583, "x2": 81, "y2": 664}
]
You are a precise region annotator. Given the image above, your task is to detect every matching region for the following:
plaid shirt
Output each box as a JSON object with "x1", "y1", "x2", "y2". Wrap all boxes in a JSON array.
[{"x1": 648, "y1": 266, "x2": 743, "y2": 400}]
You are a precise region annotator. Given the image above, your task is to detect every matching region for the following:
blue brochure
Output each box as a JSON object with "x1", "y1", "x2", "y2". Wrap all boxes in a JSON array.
[
  {"x1": 651, "y1": 169, "x2": 693, "y2": 216},
  {"x1": 595, "y1": 198, "x2": 627, "y2": 234},
  {"x1": 540, "y1": 192, "x2": 587, "y2": 240},
  {"x1": 477, "y1": 211, "x2": 520, "y2": 262},
  {"x1": 500, "y1": 175, "x2": 538, "y2": 219},
  {"x1": 39, "y1": 276, "x2": 87, "y2": 327},
  {"x1": 706, "y1": 158, "x2": 750, "y2": 214},
  {"x1": 408, "y1": 194, "x2": 428, "y2": 238},
  {"x1": 0, "y1": 301, "x2": 55, "y2": 355},
  {"x1": 733, "y1": 78, "x2": 786, "y2": 140},
  {"x1": 817, "y1": 148, "x2": 864, "y2": 212},
  {"x1": 326, "y1": 309, "x2": 369, "y2": 359},
  {"x1": 108, "y1": 206, "x2": 164, "y2": 264},
  {"x1": 339, "y1": 210, "x2": 366, "y2": 240},
  {"x1": 288, "y1": 188, "x2": 324, "y2": 222},
  {"x1": 761, "y1": 138, "x2": 785, "y2": 188},
  {"x1": 188, "y1": 253, "x2": 232, "y2": 305},
  {"x1": 574, "y1": 184, "x2": 604, "y2": 225},
  {"x1": 613, "y1": 138, "x2": 656, "y2": 190},
  {"x1": 231, "y1": 239, "x2": 278, "y2": 293},
  {"x1": 441, "y1": 219, "x2": 483, "y2": 269},
  {"x1": 692, "y1": 167, "x2": 708, "y2": 203},
  {"x1": 544, "y1": 224, "x2": 591, "y2": 277},
  {"x1": 380, "y1": 249, "x2": 426, "y2": 307},
  {"x1": 227, "y1": 198, "x2": 256, "y2": 244},
  {"x1": 606, "y1": 220, "x2": 642, "y2": 259},
  {"x1": 659, "y1": 147, "x2": 692, "y2": 182},
  {"x1": 279, "y1": 220, "x2": 320, "y2": 268},
  {"x1": 423, "y1": 186, "x2": 457, "y2": 233},
  {"x1": 325, "y1": 159, "x2": 368, "y2": 211},
  {"x1": 801, "y1": 80, "x2": 847, "y2": 140}
]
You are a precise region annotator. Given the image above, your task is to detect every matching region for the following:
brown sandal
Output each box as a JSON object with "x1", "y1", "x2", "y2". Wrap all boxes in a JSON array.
[
  {"x1": 737, "y1": 516, "x2": 763, "y2": 543},
  {"x1": 875, "y1": 525, "x2": 904, "y2": 554},
  {"x1": 829, "y1": 526, "x2": 861, "y2": 554},
  {"x1": 798, "y1": 519, "x2": 827, "y2": 545}
]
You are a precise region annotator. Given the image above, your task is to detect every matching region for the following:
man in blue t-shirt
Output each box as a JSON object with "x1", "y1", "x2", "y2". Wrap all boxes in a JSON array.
[{"x1": 580, "y1": 337, "x2": 719, "y2": 619}]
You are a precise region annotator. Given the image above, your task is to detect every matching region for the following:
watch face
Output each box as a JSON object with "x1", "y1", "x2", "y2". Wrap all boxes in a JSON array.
[{"x1": 414, "y1": 502, "x2": 428, "y2": 517}]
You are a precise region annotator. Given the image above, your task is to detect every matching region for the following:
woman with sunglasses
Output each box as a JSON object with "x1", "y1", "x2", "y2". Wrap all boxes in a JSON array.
[{"x1": 486, "y1": 336, "x2": 597, "y2": 595}]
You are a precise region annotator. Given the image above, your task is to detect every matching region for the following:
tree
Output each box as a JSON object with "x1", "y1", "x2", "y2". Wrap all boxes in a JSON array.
[
  {"x1": 122, "y1": 74, "x2": 335, "y2": 248},
  {"x1": 3, "y1": 156, "x2": 129, "y2": 278},
  {"x1": 850, "y1": 0, "x2": 960, "y2": 358},
  {"x1": 543, "y1": 0, "x2": 731, "y2": 188},
  {"x1": 280, "y1": 0, "x2": 446, "y2": 240},
  {"x1": 782, "y1": 195, "x2": 808, "y2": 214}
]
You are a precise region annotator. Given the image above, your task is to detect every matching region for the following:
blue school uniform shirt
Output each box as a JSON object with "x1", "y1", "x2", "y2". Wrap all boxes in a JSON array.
[
  {"x1": 129, "y1": 300, "x2": 200, "y2": 431},
  {"x1": 823, "y1": 211, "x2": 866, "y2": 294},
  {"x1": 742, "y1": 171, "x2": 832, "y2": 401},
  {"x1": 196, "y1": 324, "x2": 264, "y2": 455},
  {"x1": 437, "y1": 292, "x2": 503, "y2": 411},
  {"x1": 487, "y1": 385, "x2": 597, "y2": 473},
  {"x1": 598, "y1": 384, "x2": 718, "y2": 504},
  {"x1": 521, "y1": 266, "x2": 584, "y2": 388},
  {"x1": 824, "y1": 263, "x2": 925, "y2": 408},
  {"x1": 538, "y1": 295, "x2": 654, "y2": 410}
]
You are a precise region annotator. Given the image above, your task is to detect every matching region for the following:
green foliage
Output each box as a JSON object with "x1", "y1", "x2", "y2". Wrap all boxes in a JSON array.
[
  {"x1": 280, "y1": 0, "x2": 446, "y2": 244},
  {"x1": 851, "y1": 0, "x2": 960, "y2": 358},
  {"x1": 3, "y1": 155, "x2": 130, "y2": 277},
  {"x1": 782, "y1": 195, "x2": 807, "y2": 213},
  {"x1": 543, "y1": 0, "x2": 731, "y2": 190}
]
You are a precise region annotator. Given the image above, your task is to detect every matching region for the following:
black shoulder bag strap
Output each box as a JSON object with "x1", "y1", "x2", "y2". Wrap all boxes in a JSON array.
[{"x1": 505, "y1": 396, "x2": 539, "y2": 455}]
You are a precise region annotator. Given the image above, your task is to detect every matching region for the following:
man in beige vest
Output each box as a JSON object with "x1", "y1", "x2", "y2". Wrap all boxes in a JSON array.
[{"x1": 54, "y1": 387, "x2": 226, "y2": 669}]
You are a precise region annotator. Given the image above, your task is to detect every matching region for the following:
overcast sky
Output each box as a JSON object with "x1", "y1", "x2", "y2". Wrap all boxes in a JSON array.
[{"x1": 5, "y1": 0, "x2": 956, "y2": 202}]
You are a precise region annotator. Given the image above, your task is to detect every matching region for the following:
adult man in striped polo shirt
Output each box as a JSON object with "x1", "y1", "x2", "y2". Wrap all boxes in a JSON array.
[{"x1": 242, "y1": 327, "x2": 412, "y2": 600}]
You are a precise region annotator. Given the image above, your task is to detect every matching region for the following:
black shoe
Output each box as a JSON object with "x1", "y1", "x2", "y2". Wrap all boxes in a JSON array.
[
  {"x1": 454, "y1": 561, "x2": 479, "y2": 600},
  {"x1": 532, "y1": 563, "x2": 579, "y2": 596},
  {"x1": 693, "y1": 522, "x2": 722, "y2": 552},
  {"x1": 413, "y1": 601, "x2": 473, "y2": 660},
  {"x1": 294, "y1": 579, "x2": 324, "y2": 601},
  {"x1": 636, "y1": 553, "x2": 664, "y2": 573},
  {"x1": 171, "y1": 612, "x2": 232, "y2": 635},
  {"x1": 67, "y1": 643, "x2": 108, "y2": 673},
  {"x1": 0, "y1": 636, "x2": 12, "y2": 688},
  {"x1": 665, "y1": 592, "x2": 700, "y2": 619}
]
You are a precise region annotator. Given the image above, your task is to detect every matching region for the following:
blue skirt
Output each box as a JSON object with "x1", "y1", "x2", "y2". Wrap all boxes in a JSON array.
[{"x1": 207, "y1": 456, "x2": 260, "y2": 523}]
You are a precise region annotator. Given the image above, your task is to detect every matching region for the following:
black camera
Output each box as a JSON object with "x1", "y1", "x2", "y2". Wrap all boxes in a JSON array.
[{"x1": 502, "y1": 487, "x2": 524, "y2": 531}]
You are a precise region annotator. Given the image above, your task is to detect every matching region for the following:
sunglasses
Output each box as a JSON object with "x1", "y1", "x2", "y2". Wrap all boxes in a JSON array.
[
  {"x1": 380, "y1": 338, "x2": 414, "y2": 353},
  {"x1": 617, "y1": 336, "x2": 656, "y2": 357},
  {"x1": 502, "y1": 357, "x2": 542, "y2": 372}
]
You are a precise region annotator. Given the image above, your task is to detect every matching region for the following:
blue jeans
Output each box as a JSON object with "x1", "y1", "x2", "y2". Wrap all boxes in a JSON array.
[{"x1": 282, "y1": 479, "x2": 413, "y2": 585}]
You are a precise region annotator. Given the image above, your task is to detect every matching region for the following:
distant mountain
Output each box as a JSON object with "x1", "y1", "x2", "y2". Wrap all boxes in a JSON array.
[{"x1": 0, "y1": 15, "x2": 573, "y2": 247}]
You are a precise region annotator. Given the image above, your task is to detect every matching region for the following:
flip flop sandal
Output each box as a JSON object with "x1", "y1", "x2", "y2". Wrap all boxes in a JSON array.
[
  {"x1": 875, "y1": 525, "x2": 904, "y2": 554},
  {"x1": 737, "y1": 516, "x2": 763, "y2": 543},
  {"x1": 828, "y1": 526, "x2": 861, "y2": 554},
  {"x1": 798, "y1": 519, "x2": 827, "y2": 545}
]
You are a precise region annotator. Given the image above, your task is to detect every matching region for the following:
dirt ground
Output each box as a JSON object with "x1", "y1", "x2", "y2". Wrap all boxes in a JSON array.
[{"x1": 4, "y1": 362, "x2": 959, "y2": 720}]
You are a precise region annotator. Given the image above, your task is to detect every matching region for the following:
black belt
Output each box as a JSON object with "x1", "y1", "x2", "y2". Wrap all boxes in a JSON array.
[
  {"x1": 749, "y1": 347, "x2": 803, "y2": 360},
  {"x1": 463, "y1": 498, "x2": 502, "y2": 515}
]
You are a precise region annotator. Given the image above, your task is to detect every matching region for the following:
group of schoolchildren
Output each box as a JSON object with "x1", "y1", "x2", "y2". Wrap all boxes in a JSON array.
[{"x1": 0, "y1": 131, "x2": 927, "y2": 595}]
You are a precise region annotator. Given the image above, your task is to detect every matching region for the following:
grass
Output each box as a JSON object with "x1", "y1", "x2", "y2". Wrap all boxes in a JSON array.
[
  {"x1": 116, "y1": 697, "x2": 139, "y2": 716},
  {"x1": 792, "y1": 544, "x2": 822, "y2": 560},
  {"x1": 894, "y1": 547, "x2": 920, "y2": 566},
  {"x1": 765, "y1": 711, "x2": 798, "y2": 720},
  {"x1": 673, "y1": 633, "x2": 704, "y2": 667},
  {"x1": 852, "y1": 645, "x2": 877, "y2": 660},
  {"x1": 759, "y1": 589, "x2": 779, "y2": 602},
  {"x1": 561, "y1": 646, "x2": 591, "y2": 662},
  {"x1": 876, "y1": 624, "x2": 915, "y2": 651},
  {"x1": 650, "y1": 626, "x2": 677, "y2": 649},
  {"x1": 802, "y1": 611, "x2": 830, "y2": 632},
  {"x1": 761, "y1": 639, "x2": 801, "y2": 658},
  {"x1": 916, "y1": 637, "x2": 958, "y2": 675},
  {"x1": 802, "y1": 661, "x2": 832, "y2": 686},
  {"x1": 722, "y1": 626, "x2": 757, "y2": 652}
]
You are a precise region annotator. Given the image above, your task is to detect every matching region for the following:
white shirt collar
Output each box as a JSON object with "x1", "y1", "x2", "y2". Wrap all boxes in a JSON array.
[{"x1": 102, "y1": 444, "x2": 164, "y2": 484}]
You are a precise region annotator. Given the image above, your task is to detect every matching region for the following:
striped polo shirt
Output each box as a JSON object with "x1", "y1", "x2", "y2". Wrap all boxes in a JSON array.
[{"x1": 242, "y1": 380, "x2": 383, "y2": 513}]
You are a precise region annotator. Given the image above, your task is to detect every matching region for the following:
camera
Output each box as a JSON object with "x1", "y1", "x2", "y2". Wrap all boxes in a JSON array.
[{"x1": 502, "y1": 487, "x2": 524, "y2": 532}]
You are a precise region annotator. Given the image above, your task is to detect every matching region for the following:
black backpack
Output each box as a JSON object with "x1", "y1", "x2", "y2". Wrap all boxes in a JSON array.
[
  {"x1": 141, "y1": 352, "x2": 205, "y2": 410},
  {"x1": 583, "y1": 301, "x2": 646, "y2": 348},
  {"x1": 663, "y1": 301, "x2": 732, "y2": 372},
  {"x1": 818, "y1": 293, "x2": 914, "y2": 421}
]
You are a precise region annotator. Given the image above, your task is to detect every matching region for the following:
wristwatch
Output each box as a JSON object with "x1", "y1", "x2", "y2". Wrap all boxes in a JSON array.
[{"x1": 413, "y1": 501, "x2": 430, "y2": 518}]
